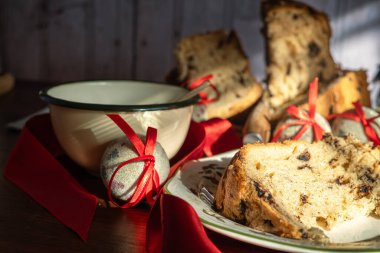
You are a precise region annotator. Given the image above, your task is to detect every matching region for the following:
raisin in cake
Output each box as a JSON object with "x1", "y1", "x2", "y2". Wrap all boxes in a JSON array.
[
  {"x1": 215, "y1": 134, "x2": 380, "y2": 239},
  {"x1": 173, "y1": 30, "x2": 263, "y2": 121},
  {"x1": 262, "y1": 0, "x2": 339, "y2": 109}
]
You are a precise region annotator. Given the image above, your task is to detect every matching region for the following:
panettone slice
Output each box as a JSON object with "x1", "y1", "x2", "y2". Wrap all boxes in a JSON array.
[
  {"x1": 262, "y1": 0, "x2": 339, "y2": 109},
  {"x1": 173, "y1": 30, "x2": 263, "y2": 121},
  {"x1": 215, "y1": 134, "x2": 380, "y2": 239}
]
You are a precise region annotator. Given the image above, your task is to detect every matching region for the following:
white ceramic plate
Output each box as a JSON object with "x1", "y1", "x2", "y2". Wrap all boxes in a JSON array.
[{"x1": 164, "y1": 150, "x2": 380, "y2": 253}]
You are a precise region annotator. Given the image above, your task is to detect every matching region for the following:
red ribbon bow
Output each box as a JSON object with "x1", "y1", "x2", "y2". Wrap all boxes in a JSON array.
[
  {"x1": 272, "y1": 78, "x2": 326, "y2": 142},
  {"x1": 106, "y1": 114, "x2": 160, "y2": 208},
  {"x1": 183, "y1": 74, "x2": 220, "y2": 105},
  {"x1": 327, "y1": 101, "x2": 380, "y2": 146}
]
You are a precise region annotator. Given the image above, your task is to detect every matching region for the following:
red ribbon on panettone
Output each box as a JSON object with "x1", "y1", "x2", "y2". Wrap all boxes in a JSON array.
[
  {"x1": 106, "y1": 114, "x2": 160, "y2": 208},
  {"x1": 327, "y1": 101, "x2": 380, "y2": 146},
  {"x1": 272, "y1": 78, "x2": 326, "y2": 142},
  {"x1": 182, "y1": 74, "x2": 220, "y2": 105}
]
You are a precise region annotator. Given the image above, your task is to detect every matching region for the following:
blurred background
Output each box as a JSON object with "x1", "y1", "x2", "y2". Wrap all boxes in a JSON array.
[{"x1": 0, "y1": 0, "x2": 379, "y2": 84}]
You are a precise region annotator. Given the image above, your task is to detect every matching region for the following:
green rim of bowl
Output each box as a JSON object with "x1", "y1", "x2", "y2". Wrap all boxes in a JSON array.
[{"x1": 39, "y1": 80, "x2": 200, "y2": 112}]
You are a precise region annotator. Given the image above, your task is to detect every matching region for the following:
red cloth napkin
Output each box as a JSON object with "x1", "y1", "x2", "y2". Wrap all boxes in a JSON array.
[
  {"x1": 202, "y1": 118, "x2": 242, "y2": 157},
  {"x1": 3, "y1": 115, "x2": 98, "y2": 241},
  {"x1": 146, "y1": 194, "x2": 221, "y2": 253},
  {"x1": 3, "y1": 114, "x2": 242, "y2": 249},
  {"x1": 146, "y1": 118, "x2": 242, "y2": 253}
]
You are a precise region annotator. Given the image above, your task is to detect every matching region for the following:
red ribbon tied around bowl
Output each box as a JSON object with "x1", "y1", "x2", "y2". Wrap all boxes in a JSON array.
[
  {"x1": 327, "y1": 101, "x2": 380, "y2": 146},
  {"x1": 183, "y1": 74, "x2": 220, "y2": 105},
  {"x1": 106, "y1": 114, "x2": 160, "y2": 208},
  {"x1": 272, "y1": 78, "x2": 326, "y2": 142}
]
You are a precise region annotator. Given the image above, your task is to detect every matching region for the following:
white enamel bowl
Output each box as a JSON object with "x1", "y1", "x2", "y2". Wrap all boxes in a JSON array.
[{"x1": 40, "y1": 80, "x2": 198, "y2": 175}]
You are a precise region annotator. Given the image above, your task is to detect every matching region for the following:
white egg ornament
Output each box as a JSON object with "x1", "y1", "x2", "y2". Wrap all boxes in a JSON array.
[
  {"x1": 100, "y1": 137, "x2": 170, "y2": 202},
  {"x1": 332, "y1": 106, "x2": 380, "y2": 144},
  {"x1": 273, "y1": 111, "x2": 331, "y2": 142}
]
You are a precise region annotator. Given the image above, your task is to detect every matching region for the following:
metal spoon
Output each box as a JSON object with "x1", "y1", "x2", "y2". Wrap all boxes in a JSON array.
[{"x1": 170, "y1": 82, "x2": 211, "y2": 103}]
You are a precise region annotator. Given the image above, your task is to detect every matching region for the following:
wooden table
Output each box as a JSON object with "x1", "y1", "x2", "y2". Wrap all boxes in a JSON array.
[{"x1": 0, "y1": 80, "x2": 280, "y2": 253}]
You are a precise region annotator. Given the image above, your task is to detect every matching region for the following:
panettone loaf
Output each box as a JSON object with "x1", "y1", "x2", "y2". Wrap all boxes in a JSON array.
[
  {"x1": 271, "y1": 70, "x2": 371, "y2": 120},
  {"x1": 262, "y1": 0, "x2": 339, "y2": 109},
  {"x1": 244, "y1": 70, "x2": 371, "y2": 141},
  {"x1": 299, "y1": 70, "x2": 370, "y2": 117},
  {"x1": 215, "y1": 134, "x2": 380, "y2": 239},
  {"x1": 174, "y1": 30, "x2": 263, "y2": 121}
]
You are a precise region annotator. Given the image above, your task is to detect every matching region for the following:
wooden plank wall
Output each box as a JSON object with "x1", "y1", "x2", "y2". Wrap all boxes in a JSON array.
[{"x1": 0, "y1": 0, "x2": 379, "y2": 83}]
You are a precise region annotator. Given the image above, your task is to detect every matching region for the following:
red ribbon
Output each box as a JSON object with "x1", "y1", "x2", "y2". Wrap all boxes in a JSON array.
[
  {"x1": 183, "y1": 74, "x2": 220, "y2": 105},
  {"x1": 106, "y1": 114, "x2": 161, "y2": 208},
  {"x1": 201, "y1": 118, "x2": 242, "y2": 157},
  {"x1": 327, "y1": 101, "x2": 380, "y2": 146},
  {"x1": 272, "y1": 78, "x2": 326, "y2": 142}
]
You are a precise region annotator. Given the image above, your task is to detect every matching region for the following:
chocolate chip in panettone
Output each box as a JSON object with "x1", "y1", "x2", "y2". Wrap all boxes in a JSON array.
[
  {"x1": 318, "y1": 74, "x2": 326, "y2": 83},
  {"x1": 239, "y1": 200, "x2": 247, "y2": 214},
  {"x1": 318, "y1": 59, "x2": 327, "y2": 68},
  {"x1": 254, "y1": 181, "x2": 265, "y2": 198},
  {"x1": 297, "y1": 150, "x2": 311, "y2": 161},
  {"x1": 322, "y1": 133, "x2": 333, "y2": 140},
  {"x1": 343, "y1": 162, "x2": 350, "y2": 169},
  {"x1": 286, "y1": 63, "x2": 292, "y2": 75},
  {"x1": 329, "y1": 157, "x2": 339, "y2": 167},
  {"x1": 358, "y1": 167, "x2": 376, "y2": 184},
  {"x1": 328, "y1": 105, "x2": 334, "y2": 115},
  {"x1": 267, "y1": 73, "x2": 272, "y2": 84},
  {"x1": 308, "y1": 41, "x2": 320, "y2": 57},
  {"x1": 265, "y1": 192, "x2": 273, "y2": 202},
  {"x1": 297, "y1": 164, "x2": 312, "y2": 170},
  {"x1": 264, "y1": 219, "x2": 274, "y2": 227},
  {"x1": 301, "y1": 231, "x2": 309, "y2": 239},
  {"x1": 237, "y1": 71, "x2": 246, "y2": 86},
  {"x1": 253, "y1": 181, "x2": 273, "y2": 202},
  {"x1": 300, "y1": 194, "x2": 309, "y2": 205},
  {"x1": 363, "y1": 173, "x2": 376, "y2": 183},
  {"x1": 187, "y1": 55, "x2": 194, "y2": 62},
  {"x1": 357, "y1": 184, "x2": 373, "y2": 198},
  {"x1": 297, "y1": 81, "x2": 303, "y2": 90},
  {"x1": 217, "y1": 39, "x2": 224, "y2": 49},
  {"x1": 188, "y1": 63, "x2": 196, "y2": 71}
]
